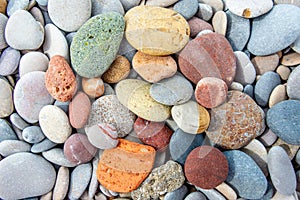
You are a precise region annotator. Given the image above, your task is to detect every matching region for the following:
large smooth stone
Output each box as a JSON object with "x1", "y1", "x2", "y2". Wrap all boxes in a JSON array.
[
  {"x1": 70, "y1": 12, "x2": 125, "y2": 78},
  {"x1": 267, "y1": 100, "x2": 300, "y2": 145},
  {"x1": 14, "y1": 71, "x2": 54, "y2": 123},
  {"x1": 287, "y1": 65, "x2": 300, "y2": 100},
  {"x1": 0, "y1": 152, "x2": 56, "y2": 200},
  {"x1": 224, "y1": 150, "x2": 268, "y2": 199},
  {"x1": 247, "y1": 4, "x2": 300, "y2": 56},
  {"x1": 0, "y1": 78, "x2": 13, "y2": 118},
  {"x1": 125, "y1": 5, "x2": 190, "y2": 56}
]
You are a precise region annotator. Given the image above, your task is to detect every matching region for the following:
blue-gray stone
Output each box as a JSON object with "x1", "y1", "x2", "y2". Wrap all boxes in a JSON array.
[
  {"x1": 0, "y1": 140, "x2": 31, "y2": 157},
  {"x1": 10, "y1": 112, "x2": 29, "y2": 130},
  {"x1": 0, "y1": 119, "x2": 17, "y2": 142},
  {"x1": 0, "y1": 47, "x2": 21, "y2": 76},
  {"x1": 70, "y1": 12, "x2": 125, "y2": 78},
  {"x1": 291, "y1": 35, "x2": 300, "y2": 53},
  {"x1": 268, "y1": 146, "x2": 296, "y2": 195},
  {"x1": 31, "y1": 138, "x2": 57, "y2": 153},
  {"x1": 224, "y1": 150, "x2": 268, "y2": 199},
  {"x1": 68, "y1": 163, "x2": 92, "y2": 200},
  {"x1": 184, "y1": 192, "x2": 207, "y2": 200},
  {"x1": 66, "y1": 32, "x2": 76, "y2": 47},
  {"x1": 225, "y1": 11, "x2": 250, "y2": 51},
  {"x1": 91, "y1": 0, "x2": 125, "y2": 16},
  {"x1": 296, "y1": 149, "x2": 300, "y2": 165},
  {"x1": 118, "y1": 37, "x2": 136, "y2": 62},
  {"x1": 174, "y1": 0, "x2": 198, "y2": 20},
  {"x1": 0, "y1": 152, "x2": 56, "y2": 200},
  {"x1": 165, "y1": 185, "x2": 188, "y2": 200},
  {"x1": 150, "y1": 75, "x2": 193, "y2": 106},
  {"x1": 267, "y1": 100, "x2": 300, "y2": 145},
  {"x1": 254, "y1": 71, "x2": 281, "y2": 107},
  {"x1": 54, "y1": 100, "x2": 70, "y2": 113},
  {"x1": 243, "y1": 84, "x2": 254, "y2": 99},
  {"x1": 6, "y1": 0, "x2": 29, "y2": 16},
  {"x1": 36, "y1": 0, "x2": 48, "y2": 6},
  {"x1": 253, "y1": 182, "x2": 274, "y2": 200},
  {"x1": 169, "y1": 128, "x2": 204, "y2": 164},
  {"x1": 247, "y1": 4, "x2": 300, "y2": 56},
  {"x1": 196, "y1": 188, "x2": 225, "y2": 200},
  {"x1": 22, "y1": 126, "x2": 45, "y2": 144},
  {"x1": 42, "y1": 148, "x2": 77, "y2": 167},
  {"x1": 119, "y1": 0, "x2": 140, "y2": 11},
  {"x1": 287, "y1": 65, "x2": 300, "y2": 100}
]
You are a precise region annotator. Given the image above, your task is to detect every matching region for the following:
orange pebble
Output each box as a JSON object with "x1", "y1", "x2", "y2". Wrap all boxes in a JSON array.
[{"x1": 82, "y1": 77, "x2": 105, "y2": 98}]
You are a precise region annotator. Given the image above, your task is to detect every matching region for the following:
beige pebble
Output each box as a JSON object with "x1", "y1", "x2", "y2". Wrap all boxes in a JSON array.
[
  {"x1": 276, "y1": 65, "x2": 291, "y2": 80},
  {"x1": 40, "y1": 191, "x2": 52, "y2": 200},
  {"x1": 0, "y1": 79, "x2": 14, "y2": 118},
  {"x1": 0, "y1": 0, "x2": 7, "y2": 14},
  {"x1": 53, "y1": 166, "x2": 69, "y2": 200},
  {"x1": 271, "y1": 191, "x2": 298, "y2": 200},
  {"x1": 269, "y1": 84, "x2": 288, "y2": 108},
  {"x1": 251, "y1": 54, "x2": 279, "y2": 75},
  {"x1": 102, "y1": 55, "x2": 130, "y2": 84},
  {"x1": 82, "y1": 77, "x2": 105, "y2": 98},
  {"x1": 274, "y1": 138, "x2": 300, "y2": 160},
  {"x1": 19, "y1": 51, "x2": 49, "y2": 77},
  {"x1": 281, "y1": 52, "x2": 300, "y2": 66},
  {"x1": 215, "y1": 182, "x2": 237, "y2": 200},
  {"x1": 229, "y1": 81, "x2": 243, "y2": 91},
  {"x1": 212, "y1": 11, "x2": 227, "y2": 36}
]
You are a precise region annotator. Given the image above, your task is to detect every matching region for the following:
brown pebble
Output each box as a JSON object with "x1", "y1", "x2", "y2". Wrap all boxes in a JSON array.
[
  {"x1": 82, "y1": 77, "x2": 105, "y2": 98},
  {"x1": 251, "y1": 54, "x2": 279, "y2": 75},
  {"x1": 102, "y1": 55, "x2": 130, "y2": 84},
  {"x1": 281, "y1": 52, "x2": 300, "y2": 66},
  {"x1": 276, "y1": 65, "x2": 291, "y2": 80},
  {"x1": 188, "y1": 17, "x2": 213, "y2": 38},
  {"x1": 0, "y1": 0, "x2": 6, "y2": 14}
]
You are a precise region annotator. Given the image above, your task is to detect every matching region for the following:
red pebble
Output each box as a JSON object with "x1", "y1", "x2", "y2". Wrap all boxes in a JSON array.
[{"x1": 188, "y1": 17, "x2": 213, "y2": 38}]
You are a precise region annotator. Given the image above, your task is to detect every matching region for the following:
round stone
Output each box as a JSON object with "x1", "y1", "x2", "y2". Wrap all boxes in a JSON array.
[
  {"x1": 0, "y1": 47, "x2": 20, "y2": 76},
  {"x1": 64, "y1": 133, "x2": 97, "y2": 165},
  {"x1": 125, "y1": 5, "x2": 190, "y2": 56},
  {"x1": 173, "y1": 0, "x2": 198, "y2": 20},
  {"x1": 0, "y1": 78, "x2": 13, "y2": 118},
  {"x1": 233, "y1": 51, "x2": 256, "y2": 86},
  {"x1": 22, "y1": 126, "x2": 45, "y2": 144},
  {"x1": 287, "y1": 65, "x2": 300, "y2": 100},
  {"x1": 102, "y1": 55, "x2": 130, "y2": 84},
  {"x1": 70, "y1": 12, "x2": 125, "y2": 78},
  {"x1": 5, "y1": 10, "x2": 44, "y2": 50},
  {"x1": 48, "y1": 0, "x2": 91, "y2": 32},
  {"x1": 206, "y1": 91, "x2": 265, "y2": 149},
  {"x1": 39, "y1": 105, "x2": 72, "y2": 144},
  {"x1": 69, "y1": 92, "x2": 91, "y2": 129},
  {"x1": 82, "y1": 77, "x2": 105, "y2": 98},
  {"x1": 185, "y1": 146, "x2": 229, "y2": 189},
  {"x1": 171, "y1": 100, "x2": 210, "y2": 134},
  {"x1": 194, "y1": 77, "x2": 228, "y2": 108},
  {"x1": 19, "y1": 51, "x2": 49, "y2": 77},
  {"x1": 14, "y1": 71, "x2": 54, "y2": 123},
  {"x1": 188, "y1": 17, "x2": 213, "y2": 38}
]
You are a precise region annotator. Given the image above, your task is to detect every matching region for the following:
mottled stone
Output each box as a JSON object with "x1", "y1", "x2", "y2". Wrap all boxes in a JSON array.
[
  {"x1": 251, "y1": 54, "x2": 279, "y2": 75},
  {"x1": 234, "y1": 51, "x2": 256, "y2": 85},
  {"x1": 19, "y1": 51, "x2": 49, "y2": 77},
  {"x1": 212, "y1": 11, "x2": 227, "y2": 36},
  {"x1": 53, "y1": 166, "x2": 69, "y2": 200},
  {"x1": 174, "y1": 0, "x2": 198, "y2": 20},
  {"x1": 0, "y1": 78, "x2": 13, "y2": 118},
  {"x1": 287, "y1": 65, "x2": 300, "y2": 99},
  {"x1": 188, "y1": 17, "x2": 213, "y2": 38},
  {"x1": 69, "y1": 92, "x2": 91, "y2": 129},
  {"x1": 42, "y1": 148, "x2": 77, "y2": 167},
  {"x1": 82, "y1": 77, "x2": 105, "y2": 98},
  {"x1": 0, "y1": 47, "x2": 20, "y2": 76},
  {"x1": 0, "y1": 140, "x2": 31, "y2": 157},
  {"x1": 102, "y1": 55, "x2": 130, "y2": 84}
]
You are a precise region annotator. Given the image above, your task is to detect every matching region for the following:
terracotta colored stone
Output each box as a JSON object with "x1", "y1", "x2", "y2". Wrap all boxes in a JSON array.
[
  {"x1": 134, "y1": 117, "x2": 173, "y2": 150},
  {"x1": 281, "y1": 52, "x2": 300, "y2": 66},
  {"x1": 97, "y1": 139, "x2": 156, "y2": 192},
  {"x1": 195, "y1": 77, "x2": 228, "y2": 108},
  {"x1": 184, "y1": 146, "x2": 229, "y2": 189},
  {"x1": 251, "y1": 54, "x2": 279, "y2": 75},
  {"x1": 64, "y1": 133, "x2": 97, "y2": 165},
  {"x1": 178, "y1": 32, "x2": 236, "y2": 86},
  {"x1": 0, "y1": 0, "x2": 7, "y2": 14},
  {"x1": 132, "y1": 51, "x2": 177, "y2": 83},
  {"x1": 102, "y1": 55, "x2": 130, "y2": 84},
  {"x1": 82, "y1": 77, "x2": 105, "y2": 98},
  {"x1": 206, "y1": 91, "x2": 265, "y2": 149},
  {"x1": 45, "y1": 55, "x2": 77, "y2": 102},
  {"x1": 69, "y1": 92, "x2": 91, "y2": 129},
  {"x1": 188, "y1": 17, "x2": 213, "y2": 38}
]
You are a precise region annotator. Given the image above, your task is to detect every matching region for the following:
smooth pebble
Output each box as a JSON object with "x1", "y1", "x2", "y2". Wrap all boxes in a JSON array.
[
  {"x1": 212, "y1": 11, "x2": 227, "y2": 36},
  {"x1": 31, "y1": 138, "x2": 57, "y2": 153},
  {"x1": 69, "y1": 92, "x2": 91, "y2": 129},
  {"x1": 234, "y1": 51, "x2": 256, "y2": 85},
  {"x1": 0, "y1": 79, "x2": 14, "y2": 118},
  {"x1": 173, "y1": 0, "x2": 198, "y2": 20},
  {"x1": 0, "y1": 13, "x2": 7, "y2": 49},
  {"x1": 42, "y1": 148, "x2": 77, "y2": 167},
  {"x1": 53, "y1": 166, "x2": 69, "y2": 200},
  {"x1": 164, "y1": 185, "x2": 188, "y2": 200},
  {"x1": 287, "y1": 65, "x2": 300, "y2": 99},
  {"x1": 22, "y1": 126, "x2": 45, "y2": 144},
  {"x1": 196, "y1": 3, "x2": 213, "y2": 21},
  {"x1": 0, "y1": 140, "x2": 31, "y2": 157},
  {"x1": 19, "y1": 51, "x2": 49, "y2": 77},
  {"x1": 6, "y1": 0, "x2": 29, "y2": 16},
  {"x1": 269, "y1": 84, "x2": 288, "y2": 107},
  {"x1": 0, "y1": 47, "x2": 20, "y2": 76},
  {"x1": 251, "y1": 54, "x2": 279, "y2": 75}
]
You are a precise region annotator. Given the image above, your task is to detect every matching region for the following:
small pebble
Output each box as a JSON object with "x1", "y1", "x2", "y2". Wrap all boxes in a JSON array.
[
  {"x1": 42, "y1": 148, "x2": 77, "y2": 167},
  {"x1": 196, "y1": 3, "x2": 213, "y2": 21},
  {"x1": 82, "y1": 77, "x2": 105, "y2": 98},
  {"x1": 251, "y1": 54, "x2": 279, "y2": 75},
  {"x1": 102, "y1": 55, "x2": 130, "y2": 84},
  {"x1": 281, "y1": 52, "x2": 300, "y2": 66},
  {"x1": 173, "y1": 0, "x2": 198, "y2": 20},
  {"x1": 0, "y1": 140, "x2": 31, "y2": 157},
  {"x1": 69, "y1": 92, "x2": 91, "y2": 129},
  {"x1": 19, "y1": 51, "x2": 49, "y2": 77},
  {"x1": 120, "y1": 0, "x2": 141, "y2": 11},
  {"x1": 199, "y1": 0, "x2": 224, "y2": 11},
  {"x1": 212, "y1": 11, "x2": 227, "y2": 36},
  {"x1": 229, "y1": 81, "x2": 244, "y2": 91},
  {"x1": 164, "y1": 185, "x2": 188, "y2": 200},
  {"x1": 30, "y1": 7, "x2": 45, "y2": 26},
  {"x1": 276, "y1": 65, "x2": 291, "y2": 81},
  {"x1": 88, "y1": 158, "x2": 99, "y2": 199},
  {"x1": 6, "y1": 0, "x2": 29, "y2": 16},
  {"x1": 234, "y1": 51, "x2": 256, "y2": 85},
  {"x1": 184, "y1": 192, "x2": 207, "y2": 200},
  {"x1": 0, "y1": 47, "x2": 20, "y2": 76},
  {"x1": 54, "y1": 100, "x2": 70, "y2": 113},
  {"x1": 0, "y1": 79, "x2": 14, "y2": 118},
  {"x1": 259, "y1": 128, "x2": 278, "y2": 147},
  {"x1": 287, "y1": 65, "x2": 300, "y2": 99},
  {"x1": 269, "y1": 84, "x2": 288, "y2": 107},
  {"x1": 10, "y1": 112, "x2": 29, "y2": 130},
  {"x1": 53, "y1": 166, "x2": 69, "y2": 200},
  {"x1": 188, "y1": 17, "x2": 213, "y2": 38},
  {"x1": 22, "y1": 126, "x2": 45, "y2": 144},
  {"x1": 31, "y1": 138, "x2": 57, "y2": 153},
  {"x1": 215, "y1": 182, "x2": 237, "y2": 200},
  {"x1": 243, "y1": 84, "x2": 254, "y2": 98}
]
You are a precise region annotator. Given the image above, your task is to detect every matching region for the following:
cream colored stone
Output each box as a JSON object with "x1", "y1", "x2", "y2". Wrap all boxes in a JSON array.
[
  {"x1": 229, "y1": 81, "x2": 243, "y2": 91},
  {"x1": 0, "y1": 79, "x2": 13, "y2": 118},
  {"x1": 269, "y1": 84, "x2": 288, "y2": 107},
  {"x1": 53, "y1": 166, "x2": 69, "y2": 200},
  {"x1": 281, "y1": 52, "x2": 300, "y2": 66},
  {"x1": 215, "y1": 182, "x2": 237, "y2": 200},
  {"x1": 212, "y1": 11, "x2": 227, "y2": 36},
  {"x1": 276, "y1": 65, "x2": 291, "y2": 80}
]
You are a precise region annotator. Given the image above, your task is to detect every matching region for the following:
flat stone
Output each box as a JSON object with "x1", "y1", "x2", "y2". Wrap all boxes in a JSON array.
[
  {"x1": 207, "y1": 91, "x2": 265, "y2": 149},
  {"x1": 92, "y1": 0, "x2": 124, "y2": 16},
  {"x1": 269, "y1": 84, "x2": 288, "y2": 107},
  {"x1": 247, "y1": 4, "x2": 300, "y2": 56},
  {"x1": 188, "y1": 17, "x2": 213, "y2": 38},
  {"x1": 14, "y1": 71, "x2": 54, "y2": 123},
  {"x1": 234, "y1": 51, "x2": 256, "y2": 85},
  {"x1": 0, "y1": 79, "x2": 13, "y2": 118},
  {"x1": 69, "y1": 92, "x2": 91, "y2": 129},
  {"x1": 254, "y1": 71, "x2": 281, "y2": 107},
  {"x1": 82, "y1": 77, "x2": 105, "y2": 98},
  {"x1": 102, "y1": 55, "x2": 130, "y2": 84},
  {"x1": 174, "y1": 0, "x2": 198, "y2": 20},
  {"x1": 10, "y1": 112, "x2": 29, "y2": 130},
  {"x1": 184, "y1": 191, "x2": 207, "y2": 200},
  {"x1": 53, "y1": 166, "x2": 69, "y2": 200},
  {"x1": 0, "y1": 140, "x2": 31, "y2": 157},
  {"x1": 259, "y1": 128, "x2": 278, "y2": 147},
  {"x1": 251, "y1": 54, "x2": 279, "y2": 75},
  {"x1": 22, "y1": 126, "x2": 45, "y2": 144},
  {"x1": 19, "y1": 51, "x2": 49, "y2": 77},
  {"x1": 0, "y1": 13, "x2": 7, "y2": 50},
  {"x1": 0, "y1": 47, "x2": 20, "y2": 76},
  {"x1": 287, "y1": 65, "x2": 300, "y2": 99},
  {"x1": 281, "y1": 52, "x2": 300, "y2": 66},
  {"x1": 31, "y1": 138, "x2": 57, "y2": 153},
  {"x1": 39, "y1": 105, "x2": 72, "y2": 144},
  {"x1": 42, "y1": 148, "x2": 77, "y2": 167},
  {"x1": 276, "y1": 65, "x2": 291, "y2": 81},
  {"x1": 68, "y1": 163, "x2": 92, "y2": 200},
  {"x1": 48, "y1": 0, "x2": 91, "y2": 32},
  {"x1": 224, "y1": 150, "x2": 268, "y2": 199},
  {"x1": 6, "y1": 0, "x2": 29, "y2": 16},
  {"x1": 164, "y1": 185, "x2": 188, "y2": 200},
  {"x1": 212, "y1": 11, "x2": 227, "y2": 36},
  {"x1": 196, "y1": 3, "x2": 213, "y2": 21},
  {"x1": 179, "y1": 32, "x2": 236, "y2": 85},
  {"x1": 225, "y1": 11, "x2": 250, "y2": 51},
  {"x1": 150, "y1": 74, "x2": 193, "y2": 106},
  {"x1": 5, "y1": 10, "x2": 44, "y2": 50},
  {"x1": 215, "y1": 182, "x2": 237, "y2": 200},
  {"x1": 268, "y1": 146, "x2": 297, "y2": 195},
  {"x1": 125, "y1": 6, "x2": 190, "y2": 56},
  {"x1": 0, "y1": 152, "x2": 56, "y2": 200},
  {"x1": 145, "y1": 0, "x2": 179, "y2": 7}
]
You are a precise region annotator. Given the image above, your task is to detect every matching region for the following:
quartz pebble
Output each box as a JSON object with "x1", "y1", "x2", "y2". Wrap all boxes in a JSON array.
[
  {"x1": 19, "y1": 51, "x2": 49, "y2": 77},
  {"x1": 287, "y1": 65, "x2": 300, "y2": 99},
  {"x1": 251, "y1": 54, "x2": 279, "y2": 75},
  {"x1": 0, "y1": 78, "x2": 14, "y2": 118},
  {"x1": 0, "y1": 47, "x2": 20, "y2": 76}
]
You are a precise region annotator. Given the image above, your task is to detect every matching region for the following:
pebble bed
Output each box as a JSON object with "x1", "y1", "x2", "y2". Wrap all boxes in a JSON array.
[{"x1": 0, "y1": 0, "x2": 300, "y2": 200}]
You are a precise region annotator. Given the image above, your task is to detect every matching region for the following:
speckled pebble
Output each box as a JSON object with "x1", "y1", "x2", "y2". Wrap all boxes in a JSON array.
[
  {"x1": 82, "y1": 77, "x2": 105, "y2": 98},
  {"x1": 0, "y1": 140, "x2": 31, "y2": 157},
  {"x1": 102, "y1": 55, "x2": 130, "y2": 84},
  {"x1": 234, "y1": 51, "x2": 256, "y2": 85},
  {"x1": 0, "y1": 47, "x2": 20, "y2": 76},
  {"x1": 42, "y1": 148, "x2": 77, "y2": 167},
  {"x1": 22, "y1": 126, "x2": 45, "y2": 144},
  {"x1": 19, "y1": 51, "x2": 49, "y2": 77},
  {"x1": 0, "y1": 78, "x2": 14, "y2": 118},
  {"x1": 174, "y1": 0, "x2": 198, "y2": 20},
  {"x1": 287, "y1": 65, "x2": 300, "y2": 99}
]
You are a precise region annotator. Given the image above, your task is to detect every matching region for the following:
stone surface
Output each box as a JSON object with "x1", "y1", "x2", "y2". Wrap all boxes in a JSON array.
[
  {"x1": 207, "y1": 91, "x2": 265, "y2": 149},
  {"x1": 171, "y1": 100, "x2": 210, "y2": 134},
  {"x1": 274, "y1": 138, "x2": 299, "y2": 160},
  {"x1": 281, "y1": 52, "x2": 300, "y2": 66},
  {"x1": 131, "y1": 160, "x2": 185, "y2": 199},
  {"x1": 102, "y1": 55, "x2": 130, "y2": 84},
  {"x1": 132, "y1": 51, "x2": 177, "y2": 83},
  {"x1": 30, "y1": 7, "x2": 45, "y2": 26},
  {"x1": 145, "y1": 0, "x2": 179, "y2": 7},
  {"x1": 0, "y1": 47, "x2": 20, "y2": 76},
  {"x1": 251, "y1": 54, "x2": 279, "y2": 75},
  {"x1": 0, "y1": 119, "x2": 16, "y2": 142},
  {"x1": 196, "y1": 3, "x2": 213, "y2": 21},
  {"x1": 179, "y1": 32, "x2": 236, "y2": 86},
  {"x1": 291, "y1": 35, "x2": 300, "y2": 53},
  {"x1": 54, "y1": 100, "x2": 70, "y2": 113},
  {"x1": 195, "y1": 77, "x2": 228, "y2": 108},
  {"x1": 199, "y1": 0, "x2": 224, "y2": 11},
  {"x1": 184, "y1": 192, "x2": 207, "y2": 200},
  {"x1": 185, "y1": 146, "x2": 228, "y2": 189},
  {"x1": 19, "y1": 51, "x2": 49, "y2": 77},
  {"x1": 277, "y1": 65, "x2": 291, "y2": 81},
  {"x1": 0, "y1": 13, "x2": 7, "y2": 50},
  {"x1": 247, "y1": 4, "x2": 300, "y2": 56},
  {"x1": 6, "y1": 0, "x2": 29, "y2": 16},
  {"x1": 188, "y1": 17, "x2": 213, "y2": 38},
  {"x1": 0, "y1": 152, "x2": 56, "y2": 200},
  {"x1": 120, "y1": 0, "x2": 141, "y2": 11},
  {"x1": 45, "y1": 55, "x2": 77, "y2": 102},
  {"x1": 69, "y1": 92, "x2": 91, "y2": 129},
  {"x1": 0, "y1": 78, "x2": 13, "y2": 118},
  {"x1": 70, "y1": 12, "x2": 125, "y2": 78},
  {"x1": 0, "y1": 140, "x2": 31, "y2": 157},
  {"x1": 164, "y1": 185, "x2": 188, "y2": 200},
  {"x1": 53, "y1": 166, "x2": 69, "y2": 200},
  {"x1": 267, "y1": 100, "x2": 300, "y2": 145},
  {"x1": 88, "y1": 158, "x2": 99, "y2": 199},
  {"x1": 22, "y1": 126, "x2": 45, "y2": 144},
  {"x1": 254, "y1": 72, "x2": 281, "y2": 107},
  {"x1": 82, "y1": 77, "x2": 105, "y2": 98},
  {"x1": 269, "y1": 84, "x2": 288, "y2": 107},
  {"x1": 259, "y1": 128, "x2": 278, "y2": 147},
  {"x1": 125, "y1": 5, "x2": 190, "y2": 56},
  {"x1": 212, "y1": 11, "x2": 227, "y2": 36},
  {"x1": 31, "y1": 138, "x2": 57, "y2": 153},
  {"x1": 224, "y1": 150, "x2": 268, "y2": 199},
  {"x1": 196, "y1": 188, "x2": 225, "y2": 200},
  {"x1": 234, "y1": 51, "x2": 256, "y2": 85},
  {"x1": 48, "y1": 0, "x2": 91, "y2": 32},
  {"x1": 5, "y1": 10, "x2": 44, "y2": 50},
  {"x1": 268, "y1": 146, "x2": 297, "y2": 195},
  {"x1": 150, "y1": 74, "x2": 193, "y2": 106},
  {"x1": 14, "y1": 71, "x2": 54, "y2": 123},
  {"x1": 173, "y1": 0, "x2": 198, "y2": 20},
  {"x1": 215, "y1": 182, "x2": 237, "y2": 200},
  {"x1": 287, "y1": 65, "x2": 300, "y2": 100},
  {"x1": 92, "y1": 0, "x2": 124, "y2": 16},
  {"x1": 42, "y1": 148, "x2": 77, "y2": 167},
  {"x1": 39, "y1": 105, "x2": 72, "y2": 144}
]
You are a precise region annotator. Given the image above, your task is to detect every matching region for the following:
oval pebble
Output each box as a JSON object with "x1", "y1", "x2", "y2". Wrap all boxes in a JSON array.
[
  {"x1": 53, "y1": 166, "x2": 69, "y2": 200},
  {"x1": 22, "y1": 126, "x2": 45, "y2": 144},
  {"x1": 150, "y1": 75, "x2": 193, "y2": 106},
  {"x1": 145, "y1": 0, "x2": 179, "y2": 7},
  {"x1": 196, "y1": 3, "x2": 213, "y2": 21},
  {"x1": 196, "y1": 188, "x2": 225, "y2": 200},
  {"x1": 0, "y1": 78, "x2": 14, "y2": 118},
  {"x1": 212, "y1": 11, "x2": 227, "y2": 36},
  {"x1": 269, "y1": 84, "x2": 288, "y2": 107},
  {"x1": 39, "y1": 105, "x2": 72, "y2": 144},
  {"x1": 14, "y1": 71, "x2": 54, "y2": 123},
  {"x1": 164, "y1": 185, "x2": 188, "y2": 200},
  {"x1": 268, "y1": 146, "x2": 296, "y2": 195},
  {"x1": 173, "y1": 0, "x2": 198, "y2": 20},
  {"x1": 102, "y1": 55, "x2": 130, "y2": 84},
  {"x1": 92, "y1": 0, "x2": 124, "y2": 16},
  {"x1": 234, "y1": 51, "x2": 256, "y2": 85},
  {"x1": 0, "y1": 140, "x2": 31, "y2": 157},
  {"x1": 5, "y1": 10, "x2": 44, "y2": 50},
  {"x1": 19, "y1": 51, "x2": 49, "y2": 77},
  {"x1": 64, "y1": 133, "x2": 97, "y2": 165},
  {"x1": 276, "y1": 65, "x2": 291, "y2": 81},
  {"x1": 125, "y1": 5, "x2": 190, "y2": 56},
  {"x1": 287, "y1": 65, "x2": 300, "y2": 100},
  {"x1": 71, "y1": 12, "x2": 125, "y2": 78},
  {"x1": 10, "y1": 113, "x2": 29, "y2": 130},
  {"x1": 224, "y1": 150, "x2": 268, "y2": 199},
  {"x1": 188, "y1": 17, "x2": 213, "y2": 38},
  {"x1": 31, "y1": 138, "x2": 57, "y2": 153},
  {"x1": 215, "y1": 182, "x2": 237, "y2": 200},
  {"x1": 30, "y1": 7, "x2": 44, "y2": 26},
  {"x1": 82, "y1": 77, "x2": 105, "y2": 98},
  {"x1": 42, "y1": 148, "x2": 77, "y2": 167},
  {"x1": 69, "y1": 92, "x2": 91, "y2": 129},
  {"x1": 0, "y1": 13, "x2": 7, "y2": 49},
  {"x1": 0, "y1": 152, "x2": 56, "y2": 200},
  {"x1": 184, "y1": 192, "x2": 207, "y2": 200},
  {"x1": 0, "y1": 47, "x2": 20, "y2": 76},
  {"x1": 6, "y1": 0, "x2": 29, "y2": 16}
]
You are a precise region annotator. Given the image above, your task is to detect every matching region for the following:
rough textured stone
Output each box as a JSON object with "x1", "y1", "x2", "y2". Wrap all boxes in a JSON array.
[
  {"x1": 102, "y1": 55, "x2": 130, "y2": 84},
  {"x1": 287, "y1": 65, "x2": 300, "y2": 100},
  {"x1": 69, "y1": 92, "x2": 91, "y2": 129}
]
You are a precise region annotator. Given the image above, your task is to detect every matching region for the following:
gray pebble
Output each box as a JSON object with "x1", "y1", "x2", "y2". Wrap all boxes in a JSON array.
[
  {"x1": 22, "y1": 126, "x2": 45, "y2": 144},
  {"x1": 92, "y1": 0, "x2": 125, "y2": 16},
  {"x1": 0, "y1": 13, "x2": 7, "y2": 50},
  {"x1": 31, "y1": 138, "x2": 57, "y2": 153},
  {"x1": 36, "y1": 0, "x2": 48, "y2": 6},
  {"x1": 66, "y1": 32, "x2": 76, "y2": 46},
  {"x1": 0, "y1": 47, "x2": 21, "y2": 76},
  {"x1": 184, "y1": 191, "x2": 207, "y2": 200},
  {"x1": 0, "y1": 140, "x2": 31, "y2": 157},
  {"x1": 119, "y1": 0, "x2": 141, "y2": 11},
  {"x1": 41, "y1": 9, "x2": 53, "y2": 24},
  {"x1": 243, "y1": 84, "x2": 254, "y2": 99},
  {"x1": 88, "y1": 158, "x2": 99, "y2": 199},
  {"x1": 165, "y1": 185, "x2": 188, "y2": 200},
  {"x1": 0, "y1": 119, "x2": 17, "y2": 142},
  {"x1": 6, "y1": 0, "x2": 29, "y2": 16},
  {"x1": 104, "y1": 83, "x2": 115, "y2": 95},
  {"x1": 54, "y1": 100, "x2": 70, "y2": 113},
  {"x1": 196, "y1": 188, "x2": 225, "y2": 200},
  {"x1": 196, "y1": 3, "x2": 213, "y2": 21},
  {"x1": 287, "y1": 65, "x2": 300, "y2": 100},
  {"x1": 10, "y1": 113, "x2": 29, "y2": 130},
  {"x1": 12, "y1": 124, "x2": 24, "y2": 141},
  {"x1": 118, "y1": 37, "x2": 136, "y2": 62},
  {"x1": 291, "y1": 35, "x2": 300, "y2": 54},
  {"x1": 234, "y1": 51, "x2": 256, "y2": 85},
  {"x1": 42, "y1": 148, "x2": 77, "y2": 167},
  {"x1": 174, "y1": 0, "x2": 198, "y2": 20}
]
